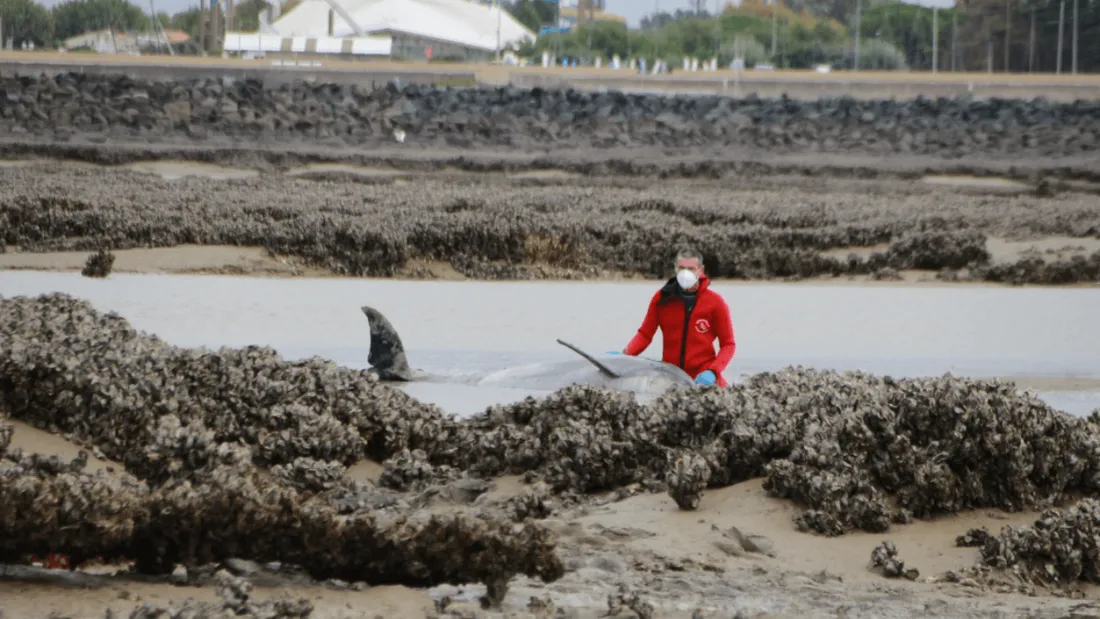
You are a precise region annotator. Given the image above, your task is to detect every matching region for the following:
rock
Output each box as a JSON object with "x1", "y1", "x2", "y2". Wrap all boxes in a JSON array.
[
  {"x1": 0, "y1": 72, "x2": 1094, "y2": 157},
  {"x1": 224, "y1": 558, "x2": 263, "y2": 576},
  {"x1": 163, "y1": 101, "x2": 190, "y2": 124}
]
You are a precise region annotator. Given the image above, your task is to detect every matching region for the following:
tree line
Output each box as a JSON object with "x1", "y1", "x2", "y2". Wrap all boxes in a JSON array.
[
  {"x1": 0, "y1": 0, "x2": 1094, "y2": 73},
  {"x1": 0, "y1": 0, "x2": 269, "y2": 50},
  {"x1": 506, "y1": 0, "x2": 1098, "y2": 73}
]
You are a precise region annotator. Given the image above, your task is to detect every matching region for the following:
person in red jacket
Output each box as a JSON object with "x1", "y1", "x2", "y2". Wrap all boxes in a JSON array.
[{"x1": 616, "y1": 247, "x2": 736, "y2": 387}]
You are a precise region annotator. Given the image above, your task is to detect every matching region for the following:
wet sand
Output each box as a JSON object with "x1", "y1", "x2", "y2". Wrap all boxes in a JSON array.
[
  {"x1": 2, "y1": 418, "x2": 1097, "y2": 619},
  {"x1": 4, "y1": 238, "x2": 1099, "y2": 287}
]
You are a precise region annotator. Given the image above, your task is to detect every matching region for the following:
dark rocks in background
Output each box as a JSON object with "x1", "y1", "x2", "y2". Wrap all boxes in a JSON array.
[{"x1": 1, "y1": 72, "x2": 1098, "y2": 157}]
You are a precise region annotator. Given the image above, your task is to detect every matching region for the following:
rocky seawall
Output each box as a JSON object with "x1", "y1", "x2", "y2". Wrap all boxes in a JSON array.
[{"x1": 2, "y1": 72, "x2": 1099, "y2": 157}]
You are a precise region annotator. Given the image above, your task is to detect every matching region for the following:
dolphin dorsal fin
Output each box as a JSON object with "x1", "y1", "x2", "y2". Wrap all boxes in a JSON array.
[
  {"x1": 361, "y1": 306, "x2": 416, "y2": 381},
  {"x1": 556, "y1": 339, "x2": 621, "y2": 379}
]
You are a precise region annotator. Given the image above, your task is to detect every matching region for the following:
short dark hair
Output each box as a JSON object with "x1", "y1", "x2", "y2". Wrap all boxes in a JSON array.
[{"x1": 674, "y1": 246, "x2": 704, "y2": 268}]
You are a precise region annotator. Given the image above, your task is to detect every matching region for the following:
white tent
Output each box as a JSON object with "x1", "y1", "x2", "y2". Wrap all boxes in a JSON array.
[
  {"x1": 269, "y1": 0, "x2": 536, "y2": 53},
  {"x1": 221, "y1": 33, "x2": 393, "y2": 56}
]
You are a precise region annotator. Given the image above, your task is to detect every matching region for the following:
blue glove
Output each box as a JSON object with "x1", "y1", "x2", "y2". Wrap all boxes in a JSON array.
[{"x1": 695, "y1": 370, "x2": 716, "y2": 386}]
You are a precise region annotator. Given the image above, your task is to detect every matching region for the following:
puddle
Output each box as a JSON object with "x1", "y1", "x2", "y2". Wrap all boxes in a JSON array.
[
  {"x1": 920, "y1": 174, "x2": 1031, "y2": 191},
  {"x1": 121, "y1": 161, "x2": 259, "y2": 181},
  {"x1": 284, "y1": 163, "x2": 415, "y2": 179}
]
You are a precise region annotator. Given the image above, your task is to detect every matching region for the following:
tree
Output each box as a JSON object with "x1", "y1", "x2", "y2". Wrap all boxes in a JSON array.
[
  {"x1": 0, "y1": 0, "x2": 54, "y2": 47},
  {"x1": 231, "y1": 0, "x2": 271, "y2": 31},
  {"x1": 504, "y1": 0, "x2": 557, "y2": 32},
  {"x1": 168, "y1": 7, "x2": 200, "y2": 40},
  {"x1": 51, "y1": 0, "x2": 150, "y2": 42}
]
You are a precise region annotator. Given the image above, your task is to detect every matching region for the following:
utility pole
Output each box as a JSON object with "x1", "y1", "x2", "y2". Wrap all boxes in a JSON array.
[
  {"x1": 770, "y1": 0, "x2": 776, "y2": 57},
  {"x1": 200, "y1": 0, "x2": 206, "y2": 53},
  {"x1": 104, "y1": 3, "x2": 118, "y2": 53},
  {"x1": 1071, "y1": 0, "x2": 1077, "y2": 74},
  {"x1": 495, "y1": 0, "x2": 501, "y2": 62},
  {"x1": 932, "y1": 6, "x2": 938, "y2": 72},
  {"x1": 951, "y1": 8, "x2": 957, "y2": 70},
  {"x1": 854, "y1": 0, "x2": 861, "y2": 70},
  {"x1": 655, "y1": 0, "x2": 660, "y2": 64},
  {"x1": 1028, "y1": 4, "x2": 1035, "y2": 72},
  {"x1": 714, "y1": 0, "x2": 721, "y2": 61},
  {"x1": 1003, "y1": 0, "x2": 1010, "y2": 72},
  {"x1": 1056, "y1": 0, "x2": 1064, "y2": 73},
  {"x1": 150, "y1": 0, "x2": 175, "y2": 55}
]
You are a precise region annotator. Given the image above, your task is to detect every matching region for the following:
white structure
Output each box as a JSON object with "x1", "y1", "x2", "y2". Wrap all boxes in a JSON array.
[
  {"x1": 257, "y1": 0, "x2": 537, "y2": 61},
  {"x1": 222, "y1": 33, "x2": 393, "y2": 58}
]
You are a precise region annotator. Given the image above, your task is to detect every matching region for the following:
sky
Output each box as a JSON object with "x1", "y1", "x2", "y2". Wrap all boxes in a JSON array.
[
  {"x1": 605, "y1": 0, "x2": 700, "y2": 27},
  {"x1": 31, "y1": 0, "x2": 953, "y2": 28},
  {"x1": 31, "y1": 0, "x2": 697, "y2": 25}
]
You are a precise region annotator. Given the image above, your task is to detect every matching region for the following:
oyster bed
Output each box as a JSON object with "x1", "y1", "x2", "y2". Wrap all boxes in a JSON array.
[
  {"x1": 1, "y1": 163, "x2": 1098, "y2": 284},
  {"x1": 2, "y1": 72, "x2": 1099, "y2": 158},
  {"x1": 5, "y1": 291, "x2": 1100, "y2": 609}
]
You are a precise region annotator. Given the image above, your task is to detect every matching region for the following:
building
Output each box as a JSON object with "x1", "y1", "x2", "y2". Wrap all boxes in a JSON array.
[
  {"x1": 63, "y1": 28, "x2": 191, "y2": 54},
  {"x1": 224, "y1": 0, "x2": 536, "y2": 62}
]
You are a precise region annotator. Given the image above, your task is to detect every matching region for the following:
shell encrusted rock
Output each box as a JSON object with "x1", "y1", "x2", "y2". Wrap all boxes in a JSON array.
[
  {"x1": 5, "y1": 292, "x2": 1100, "y2": 588},
  {"x1": 0, "y1": 293, "x2": 563, "y2": 591},
  {"x1": 962, "y1": 498, "x2": 1100, "y2": 587},
  {"x1": 1, "y1": 157, "x2": 1099, "y2": 285}
]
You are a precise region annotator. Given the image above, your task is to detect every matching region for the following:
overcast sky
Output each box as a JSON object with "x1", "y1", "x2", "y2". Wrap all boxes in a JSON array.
[
  {"x1": 31, "y1": 0, "x2": 953, "y2": 27},
  {"x1": 605, "y1": 0, "x2": 700, "y2": 27},
  {"x1": 32, "y1": 0, "x2": 696, "y2": 25}
]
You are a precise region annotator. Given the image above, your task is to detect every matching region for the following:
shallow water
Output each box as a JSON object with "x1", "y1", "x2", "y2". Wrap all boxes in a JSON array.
[{"x1": 2, "y1": 271, "x2": 1098, "y2": 416}]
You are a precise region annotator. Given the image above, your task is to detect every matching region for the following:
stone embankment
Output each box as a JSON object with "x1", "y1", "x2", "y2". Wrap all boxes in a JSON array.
[{"x1": 1, "y1": 72, "x2": 1099, "y2": 157}]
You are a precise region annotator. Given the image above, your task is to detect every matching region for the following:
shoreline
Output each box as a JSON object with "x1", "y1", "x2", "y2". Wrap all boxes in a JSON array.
[{"x1": 3, "y1": 243, "x2": 1099, "y2": 289}]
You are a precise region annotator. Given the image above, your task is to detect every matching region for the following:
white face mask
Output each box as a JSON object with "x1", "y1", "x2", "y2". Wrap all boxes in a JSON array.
[{"x1": 676, "y1": 268, "x2": 698, "y2": 290}]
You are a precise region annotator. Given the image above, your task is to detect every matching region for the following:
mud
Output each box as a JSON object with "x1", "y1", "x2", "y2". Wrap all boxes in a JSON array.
[{"x1": 1, "y1": 161, "x2": 1098, "y2": 285}]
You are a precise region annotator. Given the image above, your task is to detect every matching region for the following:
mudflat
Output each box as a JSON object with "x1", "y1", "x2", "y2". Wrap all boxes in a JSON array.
[{"x1": 1, "y1": 157, "x2": 1097, "y2": 286}]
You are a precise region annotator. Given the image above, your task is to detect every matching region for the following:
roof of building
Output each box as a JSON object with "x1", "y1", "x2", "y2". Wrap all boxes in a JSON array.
[{"x1": 269, "y1": 0, "x2": 536, "y2": 52}]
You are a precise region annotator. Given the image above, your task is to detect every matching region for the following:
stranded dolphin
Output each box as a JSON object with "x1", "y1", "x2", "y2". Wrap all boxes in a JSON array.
[{"x1": 361, "y1": 305, "x2": 696, "y2": 396}]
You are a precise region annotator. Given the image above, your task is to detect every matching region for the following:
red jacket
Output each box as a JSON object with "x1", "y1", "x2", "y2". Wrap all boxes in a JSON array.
[{"x1": 624, "y1": 275, "x2": 736, "y2": 387}]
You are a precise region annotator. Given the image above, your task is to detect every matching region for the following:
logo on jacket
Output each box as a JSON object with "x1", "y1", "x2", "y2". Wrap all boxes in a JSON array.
[{"x1": 694, "y1": 318, "x2": 711, "y2": 333}]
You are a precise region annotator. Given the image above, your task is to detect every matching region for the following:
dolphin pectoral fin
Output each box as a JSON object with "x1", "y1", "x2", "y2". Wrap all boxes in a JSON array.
[
  {"x1": 555, "y1": 339, "x2": 622, "y2": 379},
  {"x1": 361, "y1": 305, "x2": 416, "y2": 382}
]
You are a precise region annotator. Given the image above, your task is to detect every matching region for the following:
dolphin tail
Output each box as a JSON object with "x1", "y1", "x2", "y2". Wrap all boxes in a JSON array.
[
  {"x1": 360, "y1": 306, "x2": 416, "y2": 381},
  {"x1": 555, "y1": 339, "x2": 622, "y2": 379}
]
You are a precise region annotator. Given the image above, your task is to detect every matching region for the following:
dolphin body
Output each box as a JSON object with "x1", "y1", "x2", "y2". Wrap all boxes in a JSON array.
[{"x1": 361, "y1": 306, "x2": 697, "y2": 396}]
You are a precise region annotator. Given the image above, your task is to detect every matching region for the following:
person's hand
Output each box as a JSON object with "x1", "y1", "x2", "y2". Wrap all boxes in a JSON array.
[{"x1": 695, "y1": 370, "x2": 716, "y2": 386}]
